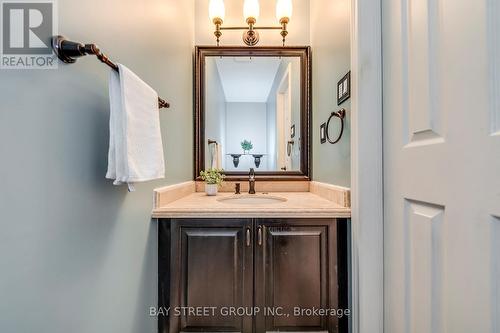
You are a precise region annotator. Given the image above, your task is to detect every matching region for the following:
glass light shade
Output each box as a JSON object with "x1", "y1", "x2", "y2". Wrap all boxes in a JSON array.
[
  {"x1": 243, "y1": 0, "x2": 260, "y2": 20},
  {"x1": 209, "y1": 0, "x2": 225, "y2": 21},
  {"x1": 276, "y1": 0, "x2": 292, "y2": 20}
]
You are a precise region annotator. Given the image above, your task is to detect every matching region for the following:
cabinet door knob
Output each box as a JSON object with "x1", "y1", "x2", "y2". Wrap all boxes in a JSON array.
[
  {"x1": 257, "y1": 226, "x2": 263, "y2": 246},
  {"x1": 246, "y1": 228, "x2": 251, "y2": 247}
]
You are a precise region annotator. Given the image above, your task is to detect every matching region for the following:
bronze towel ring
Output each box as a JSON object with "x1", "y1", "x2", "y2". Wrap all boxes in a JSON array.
[{"x1": 326, "y1": 109, "x2": 346, "y2": 144}]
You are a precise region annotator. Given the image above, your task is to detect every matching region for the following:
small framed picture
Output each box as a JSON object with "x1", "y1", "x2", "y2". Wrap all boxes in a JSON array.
[
  {"x1": 320, "y1": 123, "x2": 326, "y2": 144},
  {"x1": 290, "y1": 124, "x2": 296, "y2": 138},
  {"x1": 337, "y1": 71, "x2": 351, "y2": 105}
]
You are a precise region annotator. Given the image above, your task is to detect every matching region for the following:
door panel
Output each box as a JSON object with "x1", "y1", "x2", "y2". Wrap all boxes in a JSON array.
[
  {"x1": 404, "y1": 200, "x2": 445, "y2": 333},
  {"x1": 489, "y1": 0, "x2": 500, "y2": 135},
  {"x1": 254, "y1": 219, "x2": 341, "y2": 333},
  {"x1": 170, "y1": 219, "x2": 253, "y2": 333},
  {"x1": 405, "y1": 0, "x2": 443, "y2": 146},
  {"x1": 383, "y1": 0, "x2": 500, "y2": 332}
]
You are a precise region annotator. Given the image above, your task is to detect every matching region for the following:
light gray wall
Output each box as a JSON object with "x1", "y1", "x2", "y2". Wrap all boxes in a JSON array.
[
  {"x1": 311, "y1": 0, "x2": 351, "y2": 186},
  {"x1": 0, "y1": 0, "x2": 194, "y2": 332},
  {"x1": 205, "y1": 58, "x2": 227, "y2": 169},
  {"x1": 224, "y1": 102, "x2": 268, "y2": 171}
]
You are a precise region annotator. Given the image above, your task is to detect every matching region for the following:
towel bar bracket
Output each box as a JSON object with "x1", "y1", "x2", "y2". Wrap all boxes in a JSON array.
[
  {"x1": 207, "y1": 139, "x2": 218, "y2": 145},
  {"x1": 52, "y1": 35, "x2": 170, "y2": 109}
]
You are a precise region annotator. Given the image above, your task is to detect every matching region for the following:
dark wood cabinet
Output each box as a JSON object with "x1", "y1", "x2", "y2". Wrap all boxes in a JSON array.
[
  {"x1": 255, "y1": 219, "x2": 339, "y2": 332},
  {"x1": 159, "y1": 218, "x2": 349, "y2": 333},
  {"x1": 164, "y1": 219, "x2": 253, "y2": 333}
]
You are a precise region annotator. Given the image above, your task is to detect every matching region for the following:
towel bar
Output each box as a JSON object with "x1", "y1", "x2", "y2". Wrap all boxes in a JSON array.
[{"x1": 52, "y1": 35, "x2": 170, "y2": 109}]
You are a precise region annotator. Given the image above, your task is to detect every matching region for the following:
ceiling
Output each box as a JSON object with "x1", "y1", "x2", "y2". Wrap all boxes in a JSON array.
[{"x1": 215, "y1": 57, "x2": 282, "y2": 103}]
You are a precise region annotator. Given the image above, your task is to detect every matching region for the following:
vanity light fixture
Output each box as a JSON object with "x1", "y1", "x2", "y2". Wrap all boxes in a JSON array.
[{"x1": 209, "y1": 0, "x2": 293, "y2": 46}]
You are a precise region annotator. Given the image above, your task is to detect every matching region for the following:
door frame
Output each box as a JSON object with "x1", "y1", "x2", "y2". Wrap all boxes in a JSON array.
[{"x1": 350, "y1": 0, "x2": 383, "y2": 333}]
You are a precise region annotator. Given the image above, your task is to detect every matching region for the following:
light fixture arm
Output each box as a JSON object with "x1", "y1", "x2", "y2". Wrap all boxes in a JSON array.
[
  {"x1": 213, "y1": 18, "x2": 223, "y2": 46},
  {"x1": 279, "y1": 17, "x2": 289, "y2": 46},
  {"x1": 220, "y1": 26, "x2": 281, "y2": 30},
  {"x1": 212, "y1": 19, "x2": 290, "y2": 46},
  {"x1": 242, "y1": 17, "x2": 259, "y2": 46},
  {"x1": 209, "y1": 0, "x2": 291, "y2": 46}
]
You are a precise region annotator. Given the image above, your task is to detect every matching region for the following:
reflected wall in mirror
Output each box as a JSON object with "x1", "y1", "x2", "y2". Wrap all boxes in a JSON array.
[{"x1": 195, "y1": 47, "x2": 311, "y2": 180}]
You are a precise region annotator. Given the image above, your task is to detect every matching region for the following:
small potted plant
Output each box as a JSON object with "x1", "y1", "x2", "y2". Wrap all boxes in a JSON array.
[
  {"x1": 200, "y1": 168, "x2": 225, "y2": 196},
  {"x1": 241, "y1": 139, "x2": 253, "y2": 154}
]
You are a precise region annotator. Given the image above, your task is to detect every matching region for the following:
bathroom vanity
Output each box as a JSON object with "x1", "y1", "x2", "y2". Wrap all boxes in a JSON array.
[
  {"x1": 153, "y1": 182, "x2": 351, "y2": 333},
  {"x1": 153, "y1": 46, "x2": 350, "y2": 333}
]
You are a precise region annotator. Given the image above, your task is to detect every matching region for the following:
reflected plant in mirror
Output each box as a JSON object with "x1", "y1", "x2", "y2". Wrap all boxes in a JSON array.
[
  {"x1": 195, "y1": 47, "x2": 311, "y2": 180},
  {"x1": 241, "y1": 140, "x2": 253, "y2": 154}
]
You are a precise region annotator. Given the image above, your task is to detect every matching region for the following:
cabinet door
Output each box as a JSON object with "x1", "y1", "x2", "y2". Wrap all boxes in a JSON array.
[
  {"x1": 169, "y1": 219, "x2": 253, "y2": 333},
  {"x1": 255, "y1": 218, "x2": 345, "y2": 333}
]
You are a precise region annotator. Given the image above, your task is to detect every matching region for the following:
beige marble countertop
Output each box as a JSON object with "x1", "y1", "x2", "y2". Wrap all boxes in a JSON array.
[{"x1": 152, "y1": 191, "x2": 351, "y2": 219}]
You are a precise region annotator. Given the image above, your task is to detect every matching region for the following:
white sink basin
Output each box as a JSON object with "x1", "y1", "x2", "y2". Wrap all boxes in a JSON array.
[{"x1": 217, "y1": 194, "x2": 287, "y2": 205}]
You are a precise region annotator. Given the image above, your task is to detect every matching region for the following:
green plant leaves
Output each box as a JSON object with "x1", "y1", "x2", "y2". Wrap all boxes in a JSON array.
[{"x1": 200, "y1": 168, "x2": 225, "y2": 185}]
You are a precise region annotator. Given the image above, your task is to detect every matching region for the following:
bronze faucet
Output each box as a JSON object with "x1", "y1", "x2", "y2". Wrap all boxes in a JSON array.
[{"x1": 248, "y1": 168, "x2": 256, "y2": 194}]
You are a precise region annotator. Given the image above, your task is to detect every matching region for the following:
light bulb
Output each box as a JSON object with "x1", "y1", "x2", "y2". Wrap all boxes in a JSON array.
[
  {"x1": 209, "y1": 0, "x2": 225, "y2": 22},
  {"x1": 243, "y1": 0, "x2": 260, "y2": 20},
  {"x1": 276, "y1": 0, "x2": 292, "y2": 21}
]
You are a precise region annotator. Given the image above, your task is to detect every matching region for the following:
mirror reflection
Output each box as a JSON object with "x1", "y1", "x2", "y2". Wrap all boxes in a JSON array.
[{"x1": 205, "y1": 56, "x2": 301, "y2": 172}]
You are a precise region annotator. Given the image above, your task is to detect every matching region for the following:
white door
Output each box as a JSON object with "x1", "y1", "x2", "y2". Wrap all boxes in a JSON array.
[
  {"x1": 276, "y1": 66, "x2": 292, "y2": 171},
  {"x1": 383, "y1": 0, "x2": 500, "y2": 332}
]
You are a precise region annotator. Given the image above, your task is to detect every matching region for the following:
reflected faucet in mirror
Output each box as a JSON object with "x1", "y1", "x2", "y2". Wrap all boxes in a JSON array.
[{"x1": 248, "y1": 168, "x2": 256, "y2": 194}]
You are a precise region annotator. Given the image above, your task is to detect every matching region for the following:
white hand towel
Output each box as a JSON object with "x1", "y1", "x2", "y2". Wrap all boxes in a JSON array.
[
  {"x1": 209, "y1": 142, "x2": 222, "y2": 170},
  {"x1": 215, "y1": 143, "x2": 222, "y2": 169},
  {"x1": 209, "y1": 143, "x2": 215, "y2": 169},
  {"x1": 106, "y1": 64, "x2": 165, "y2": 191}
]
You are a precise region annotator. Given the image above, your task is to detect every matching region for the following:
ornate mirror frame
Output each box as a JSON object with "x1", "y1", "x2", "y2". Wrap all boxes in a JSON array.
[{"x1": 194, "y1": 46, "x2": 311, "y2": 181}]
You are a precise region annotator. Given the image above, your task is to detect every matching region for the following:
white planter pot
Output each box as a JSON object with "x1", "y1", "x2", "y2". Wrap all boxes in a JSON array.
[{"x1": 205, "y1": 183, "x2": 218, "y2": 196}]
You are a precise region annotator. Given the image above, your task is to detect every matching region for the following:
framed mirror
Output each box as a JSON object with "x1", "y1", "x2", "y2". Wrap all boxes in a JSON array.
[{"x1": 194, "y1": 46, "x2": 311, "y2": 180}]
